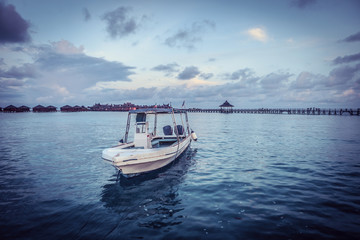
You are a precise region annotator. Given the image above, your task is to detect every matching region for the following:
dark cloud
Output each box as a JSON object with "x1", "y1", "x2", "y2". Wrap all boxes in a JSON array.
[
  {"x1": 291, "y1": 0, "x2": 316, "y2": 9},
  {"x1": 0, "y1": 78, "x2": 24, "y2": 88},
  {"x1": 0, "y1": 63, "x2": 37, "y2": 79},
  {"x1": 29, "y1": 41, "x2": 135, "y2": 89},
  {"x1": 0, "y1": 86, "x2": 23, "y2": 100},
  {"x1": 153, "y1": 63, "x2": 212, "y2": 80},
  {"x1": 341, "y1": 31, "x2": 360, "y2": 43},
  {"x1": 164, "y1": 20, "x2": 215, "y2": 50},
  {"x1": 102, "y1": 6, "x2": 146, "y2": 39},
  {"x1": 260, "y1": 72, "x2": 292, "y2": 90},
  {"x1": 177, "y1": 66, "x2": 200, "y2": 80},
  {"x1": 152, "y1": 63, "x2": 179, "y2": 72},
  {"x1": 326, "y1": 64, "x2": 360, "y2": 88},
  {"x1": 290, "y1": 71, "x2": 323, "y2": 89},
  {"x1": 225, "y1": 68, "x2": 254, "y2": 80},
  {"x1": 0, "y1": 1, "x2": 31, "y2": 44},
  {"x1": 333, "y1": 52, "x2": 360, "y2": 65},
  {"x1": 83, "y1": 8, "x2": 91, "y2": 21},
  {"x1": 10, "y1": 46, "x2": 25, "y2": 52},
  {"x1": 0, "y1": 72, "x2": 26, "y2": 105},
  {"x1": 290, "y1": 64, "x2": 360, "y2": 92},
  {"x1": 0, "y1": 78, "x2": 25, "y2": 106},
  {"x1": 36, "y1": 52, "x2": 134, "y2": 83},
  {"x1": 151, "y1": 63, "x2": 179, "y2": 76},
  {"x1": 199, "y1": 73, "x2": 213, "y2": 80},
  {"x1": 208, "y1": 58, "x2": 216, "y2": 62}
]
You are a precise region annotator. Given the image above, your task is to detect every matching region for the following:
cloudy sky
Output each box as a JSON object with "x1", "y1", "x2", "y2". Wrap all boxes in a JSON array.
[{"x1": 1, "y1": 0, "x2": 359, "y2": 108}]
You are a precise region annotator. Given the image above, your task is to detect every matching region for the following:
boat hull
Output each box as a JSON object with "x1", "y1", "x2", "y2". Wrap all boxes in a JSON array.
[{"x1": 103, "y1": 135, "x2": 191, "y2": 176}]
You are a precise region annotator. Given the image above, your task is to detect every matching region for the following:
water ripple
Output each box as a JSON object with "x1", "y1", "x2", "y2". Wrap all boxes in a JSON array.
[{"x1": 0, "y1": 113, "x2": 360, "y2": 239}]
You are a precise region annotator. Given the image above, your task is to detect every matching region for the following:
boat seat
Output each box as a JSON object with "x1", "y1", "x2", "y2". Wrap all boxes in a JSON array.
[
  {"x1": 163, "y1": 125, "x2": 173, "y2": 135},
  {"x1": 176, "y1": 125, "x2": 184, "y2": 135}
]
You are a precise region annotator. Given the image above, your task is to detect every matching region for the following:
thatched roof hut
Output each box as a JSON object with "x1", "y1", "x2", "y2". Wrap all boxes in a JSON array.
[
  {"x1": 219, "y1": 100, "x2": 234, "y2": 108},
  {"x1": 219, "y1": 100, "x2": 234, "y2": 113}
]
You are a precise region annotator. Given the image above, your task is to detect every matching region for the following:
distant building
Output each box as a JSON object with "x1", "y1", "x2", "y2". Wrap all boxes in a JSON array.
[
  {"x1": 60, "y1": 105, "x2": 73, "y2": 112},
  {"x1": 33, "y1": 105, "x2": 57, "y2": 112},
  {"x1": 32, "y1": 105, "x2": 46, "y2": 112},
  {"x1": 46, "y1": 105, "x2": 57, "y2": 112},
  {"x1": 219, "y1": 100, "x2": 234, "y2": 113},
  {"x1": 60, "y1": 105, "x2": 88, "y2": 112},
  {"x1": 3, "y1": 105, "x2": 30, "y2": 112},
  {"x1": 18, "y1": 105, "x2": 30, "y2": 112},
  {"x1": 88, "y1": 102, "x2": 171, "y2": 111},
  {"x1": 73, "y1": 105, "x2": 88, "y2": 112},
  {"x1": 4, "y1": 105, "x2": 18, "y2": 112}
]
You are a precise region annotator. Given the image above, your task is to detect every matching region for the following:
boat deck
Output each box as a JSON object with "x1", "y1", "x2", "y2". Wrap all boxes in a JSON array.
[
  {"x1": 151, "y1": 136, "x2": 185, "y2": 148},
  {"x1": 102, "y1": 136, "x2": 186, "y2": 161}
]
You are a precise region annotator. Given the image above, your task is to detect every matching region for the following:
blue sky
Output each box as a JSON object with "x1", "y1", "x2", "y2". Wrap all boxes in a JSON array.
[{"x1": 1, "y1": 0, "x2": 359, "y2": 108}]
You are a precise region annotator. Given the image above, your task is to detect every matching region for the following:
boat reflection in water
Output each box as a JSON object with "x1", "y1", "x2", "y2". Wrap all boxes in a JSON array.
[{"x1": 100, "y1": 148, "x2": 197, "y2": 235}]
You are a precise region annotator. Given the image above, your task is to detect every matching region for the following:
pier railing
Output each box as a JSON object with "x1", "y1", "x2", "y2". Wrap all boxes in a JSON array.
[{"x1": 186, "y1": 108, "x2": 360, "y2": 116}]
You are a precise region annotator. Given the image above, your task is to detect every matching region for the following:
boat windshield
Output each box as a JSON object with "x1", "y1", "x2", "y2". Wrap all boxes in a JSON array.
[
  {"x1": 125, "y1": 108, "x2": 188, "y2": 142},
  {"x1": 136, "y1": 113, "x2": 146, "y2": 122}
]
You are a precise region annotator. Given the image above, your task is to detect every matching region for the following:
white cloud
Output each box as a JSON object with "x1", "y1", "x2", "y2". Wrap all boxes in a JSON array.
[
  {"x1": 51, "y1": 40, "x2": 84, "y2": 55},
  {"x1": 246, "y1": 27, "x2": 268, "y2": 42}
]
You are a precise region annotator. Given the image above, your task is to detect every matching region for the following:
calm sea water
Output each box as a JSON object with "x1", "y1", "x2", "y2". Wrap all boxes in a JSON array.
[{"x1": 0, "y1": 112, "x2": 359, "y2": 239}]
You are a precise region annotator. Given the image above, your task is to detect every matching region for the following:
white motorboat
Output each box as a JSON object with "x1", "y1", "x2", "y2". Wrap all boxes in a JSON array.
[{"x1": 102, "y1": 108, "x2": 197, "y2": 176}]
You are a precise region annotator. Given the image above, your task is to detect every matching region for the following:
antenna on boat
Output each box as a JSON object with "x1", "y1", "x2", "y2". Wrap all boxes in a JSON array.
[{"x1": 181, "y1": 100, "x2": 186, "y2": 109}]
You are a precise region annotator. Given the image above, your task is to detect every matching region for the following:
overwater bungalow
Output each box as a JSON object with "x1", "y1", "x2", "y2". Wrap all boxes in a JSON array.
[
  {"x1": 46, "y1": 105, "x2": 57, "y2": 112},
  {"x1": 4, "y1": 105, "x2": 18, "y2": 112},
  {"x1": 18, "y1": 105, "x2": 30, "y2": 112},
  {"x1": 219, "y1": 100, "x2": 234, "y2": 113},
  {"x1": 60, "y1": 105, "x2": 73, "y2": 112},
  {"x1": 32, "y1": 105, "x2": 46, "y2": 112},
  {"x1": 60, "y1": 105, "x2": 88, "y2": 112},
  {"x1": 33, "y1": 105, "x2": 57, "y2": 112},
  {"x1": 73, "y1": 105, "x2": 88, "y2": 112}
]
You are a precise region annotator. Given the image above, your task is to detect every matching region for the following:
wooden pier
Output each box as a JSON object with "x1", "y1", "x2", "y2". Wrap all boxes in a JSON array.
[{"x1": 186, "y1": 108, "x2": 360, "y2": 116}]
